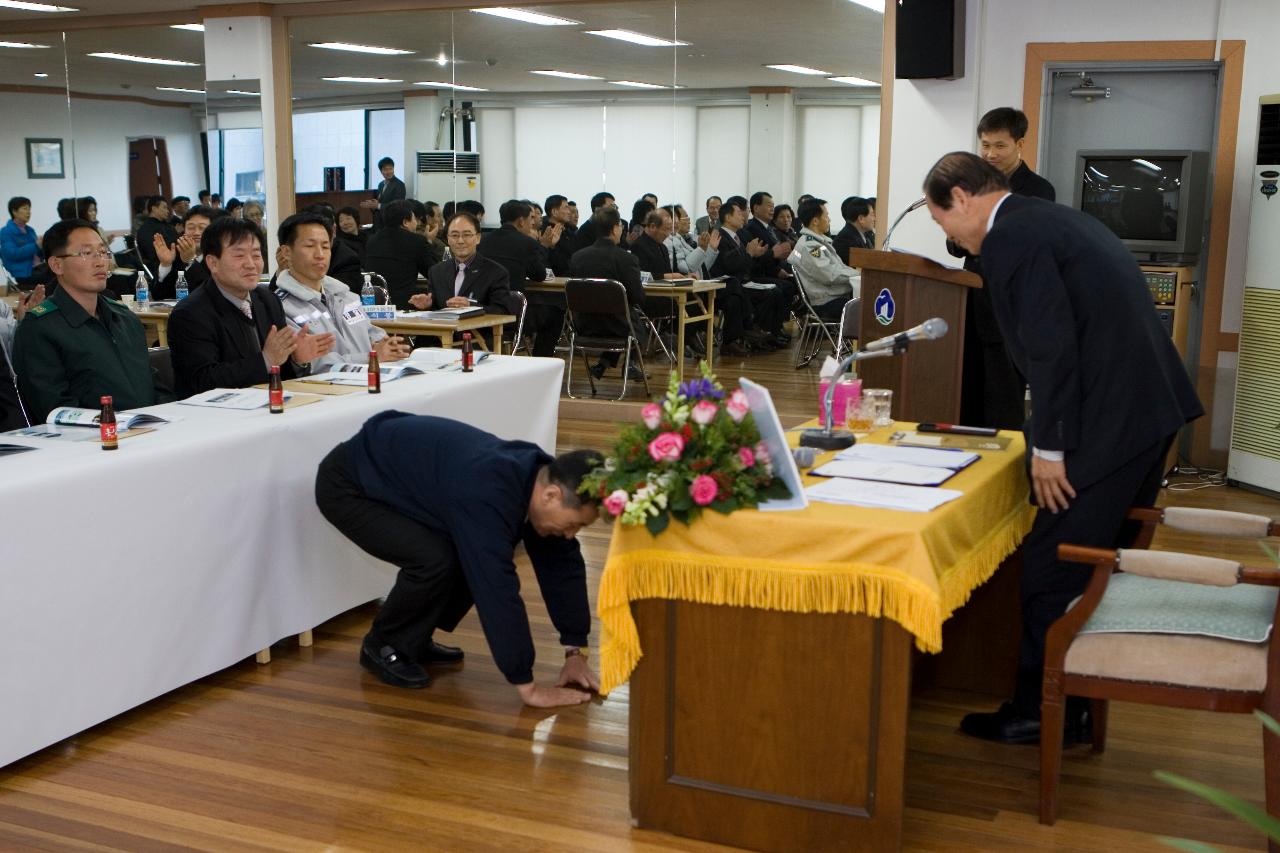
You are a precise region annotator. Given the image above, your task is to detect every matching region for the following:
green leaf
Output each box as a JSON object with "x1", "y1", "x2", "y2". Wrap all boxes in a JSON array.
[
  {"x1": 763, "y1": 479, "x2": 792, "y2": 499},
  {"x1": 1157, "y1": 837, "x2": 1223, "y2": 853},
  {"x1": 1154, "y1": 771, "x2": 1280, "y2": 841},
  {"x1": 1257, "y1": 710, "x2": 1280, "y2": 737},
  {"x1": 1259, "y1": 541, "x2": 1280, "y2": 568},
  {"x1": 645, "y1": 511, "x2": 670, "y2": 536},
  {"x1": 710, "y1": 497, "x2": 739, "y2": 515},
  {"x1": 669, "y1": 489, "x2": 693, "y2": 512}
]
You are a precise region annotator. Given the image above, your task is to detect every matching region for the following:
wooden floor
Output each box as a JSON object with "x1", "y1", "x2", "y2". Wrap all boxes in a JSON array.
[{"x1": 1, "y1": 343, "x2": 1273, "y2": 852}]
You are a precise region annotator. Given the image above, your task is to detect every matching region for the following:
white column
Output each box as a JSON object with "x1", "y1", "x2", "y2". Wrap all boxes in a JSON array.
[
  {"x1": 747, "y1": 88, "x2": 797, "y2": 202},
  {"x1": 404, "y1": 90, "x2": 443, "y2": 199}
]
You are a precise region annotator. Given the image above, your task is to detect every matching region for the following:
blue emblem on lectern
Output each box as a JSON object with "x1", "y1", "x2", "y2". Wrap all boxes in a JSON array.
[{"x1": 874, "y1": 288, "x2": 895, "y2": 326}]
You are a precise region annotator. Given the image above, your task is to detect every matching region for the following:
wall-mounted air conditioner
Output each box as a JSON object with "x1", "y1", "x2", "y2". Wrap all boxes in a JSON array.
[{"x1": 415, "y1": 151, "x2": 481, "y2": 207}]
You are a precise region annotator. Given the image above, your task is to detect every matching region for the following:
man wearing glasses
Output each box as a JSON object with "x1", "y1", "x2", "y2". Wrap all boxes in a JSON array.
[
  {"x1": 12, "y1": 219, "x2": 172, "y2": 423},
  {"x1": 421, "y1": 212, "x2": 512, "y2": 350}
]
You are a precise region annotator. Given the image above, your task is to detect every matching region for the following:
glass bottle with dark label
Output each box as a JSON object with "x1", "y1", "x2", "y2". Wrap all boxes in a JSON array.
[
  {"x1": 269, "y1": 366, "x2": 284, "y2": 413},
  {"x1": 99, "y1": 395, "x2": 118, "y2": 450}
]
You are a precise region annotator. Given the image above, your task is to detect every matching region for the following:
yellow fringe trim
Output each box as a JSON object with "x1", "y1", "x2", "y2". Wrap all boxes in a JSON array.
[{"x1": 596, "y1": 503, "x2": 1036, "y2": 696}]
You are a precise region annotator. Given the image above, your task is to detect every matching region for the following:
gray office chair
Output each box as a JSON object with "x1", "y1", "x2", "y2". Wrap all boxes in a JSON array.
[
  {"x1": 563, "y1": 278, "x2": 652, "y2": 401},
  {"x1": 834, "y1": 297, "x2": 862, "y2": 361},
  {"x1": 787, "y1": 253, "x2": 843, "y2": 369}
]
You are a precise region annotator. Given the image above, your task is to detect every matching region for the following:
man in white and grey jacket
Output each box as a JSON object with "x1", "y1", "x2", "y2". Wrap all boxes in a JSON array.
[
  {"x1": 274, "y1": 211, "x2": 409, "y2": 374},
  {"x1": 788, "y1": 197, "x2": 860, "y2": 321}
]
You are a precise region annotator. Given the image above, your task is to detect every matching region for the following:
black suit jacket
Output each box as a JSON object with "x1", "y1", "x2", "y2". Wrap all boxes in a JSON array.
[
  {"x1": 155, "y1": 256, "x2": 211, "y2": 300},
  {"x1": 629, "y1": 232, "x2": 673, "y2": 280},
  {"x1": 365, "y1": 227, "x2": 437, "y2": 309},
  {"x1": 545, "y1": 221, "x2": 577, "y2": 275},
  {"x1": 168, "y1": 282, "x2": 296, "y2": 397},
  {"x1": 327, "y1": 237, "x2": 363, "y2": 291},
  {"x1": 833, "y1": 223, "x2": 870, "y2": 266},
  {"x1": 426, "y1": 254, "x2": 513, "y2": 316},
  {"x1": 743, "y1": 217, "x2": 787, "y2": 279},
  {"x1": 708, "y1": 227, "x2": 751, "y2": 282},
  {"x1": 478, "y1": 224, "x2": 547, "y2": 293},
  {"x1": 980, "y1": 195, "x2": 1202, "y2": 489},
  {"x1": 136, "y1": 217, "x2": 178, "y2": 279},
  {"x1": 568, "y1": 238, "x2": 644, "y2": 338}
]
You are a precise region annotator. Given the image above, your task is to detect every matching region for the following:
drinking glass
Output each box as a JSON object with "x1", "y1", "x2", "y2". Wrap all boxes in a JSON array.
[{"x1": 863, "y1": 388, "x2": 894, "y2": 428}]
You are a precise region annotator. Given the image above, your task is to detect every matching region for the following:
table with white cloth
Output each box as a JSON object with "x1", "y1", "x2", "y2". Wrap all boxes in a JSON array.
[{"x1": 0, "y1": 355, "x2": 563, "y2": 768}]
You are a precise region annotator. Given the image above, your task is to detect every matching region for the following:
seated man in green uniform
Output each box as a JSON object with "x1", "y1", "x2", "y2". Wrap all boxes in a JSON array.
[{"x1": 13, "y1": 219, "x2": 172, "y2": 423}]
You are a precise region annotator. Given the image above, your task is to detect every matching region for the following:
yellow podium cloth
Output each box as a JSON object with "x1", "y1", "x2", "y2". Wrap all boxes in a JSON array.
[{"x1": 597, "y1": 424, "x2": 1036, "y2": 695}]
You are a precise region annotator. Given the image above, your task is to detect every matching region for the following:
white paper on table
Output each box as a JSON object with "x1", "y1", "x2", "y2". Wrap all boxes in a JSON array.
[
  {"x1": 738, "y1": 377, "x2": 808, "y2": 511},
  {"x1": 811, "y1": 459, "x2": 957, "y2": 487},
  {"x1": 805, "y1": 478, "x2": 963, "y2": 512},
  {"x1": 178, "y1": 389, "x2": 292, "y2": 410},
  {"x1": 835, "y1": 443, "x2": 979, "y2": 471}
]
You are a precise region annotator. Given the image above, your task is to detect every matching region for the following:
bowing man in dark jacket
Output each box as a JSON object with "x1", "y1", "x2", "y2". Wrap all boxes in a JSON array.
[
  {"x1": 365, "y1": 200, "x2": 438, "y2": 310},
  {"x1": 478, "y1": 200, "x2": 564, "y2": 357},
  {"x1": 425, "y1": 211, "x2": 512, "y2": 350},
  {"x1": 923, "y1": 152, "x2": 1203, "y2": 745},
  {"x1": 168, "y1": 217, "x2": 334, "y2": 397},
  {"x1": 568, "y1": 205, "x2": 647, "y2": 378}
]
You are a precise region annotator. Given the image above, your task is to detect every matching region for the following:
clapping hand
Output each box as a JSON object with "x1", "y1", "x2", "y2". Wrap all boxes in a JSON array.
[
  {"x1": 153, "y1": 233, "x2": 175, "y2": 266},
  {"x1": 409, "y1": 292, "x2": 432, "y2": 310},
  {"x1": 540, "y1": 222, "x2": 563, "y2": 248},
  {"x1": 14, "y1": 285, "x2": 45, "y2": 321},
  {"x1": 293, "y1": 324, "x2": 336, "y2": 364},
  {"x1": 772, "y1": 241, "x2": 792, "y2": 259},
  {"x1": 374, "y1": 334, "x2": 411, "y2": 362},
  {"x1": 745, "y1": 238, "x2": 767, "y2": 258},
  {"x1": 176, "y1": 234, "x2": 198, "y2": 264}
]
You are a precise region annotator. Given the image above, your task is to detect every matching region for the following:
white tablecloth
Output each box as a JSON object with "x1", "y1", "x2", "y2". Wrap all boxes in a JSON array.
[{"x1": 0, "y1": 355, "x2": 563, "y2": 767}]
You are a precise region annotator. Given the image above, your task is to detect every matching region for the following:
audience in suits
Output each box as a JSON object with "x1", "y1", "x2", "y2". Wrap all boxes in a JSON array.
[
  {"x1": 425, "y1": 212, "x2": 512, "y2": 350},
  {"x1": 335, "y1": 206, "x2": 367, "y2": 265},
  {"x1": 573, "y1": 192, "x2": 618, "y2": 253},
  {"x1": 694, "y1": 196, "x2": 721, "y2": 236},
  {"x1": 834, "y1": 196, "x2": 874, "y2": 266},
  {"x1": 543, "y1": 194, "x2": 577, "y2": 275},
  {"x1": 568, "y1": 206, "x2": 645, "y2": 379},
  {"x1": 365, "y1": 200, "x2": 438, "y2": 310},
  {"x1": 710, "y1": 196, "x2": 787, "y2": 355},
  {"x1": 136, "y1": 196, "x2": 177, "y2": 280},
  {"x1": 665, "y1": 204, "x2": 719, "y2": 278},
  {"x1": 153, "y1": 205, "x2": 221, "y2": 299},
  {"x1": 478, "y1": 200, "x2": 563, "y2": 357}
]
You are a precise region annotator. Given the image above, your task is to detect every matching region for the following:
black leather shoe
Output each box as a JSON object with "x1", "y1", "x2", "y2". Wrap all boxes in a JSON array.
[
  {"x1": 960, "y1": 702, "x2": 1091, "y2": 745},
  {"x1": 625, "y1": 364, "x2": 649, "y2": 382},
  {"x1": 722, "y1": 340, "x2": 752, "y2": 357},
  {"x1": 360, "y1": 638, "x2": 431, "y2": 688},
  {"x1": 421, "y1": 640, "x2": 464, "y2": 664},
  {"x1": 589, "y1": 361, "x2": 607, "y2": 380}
]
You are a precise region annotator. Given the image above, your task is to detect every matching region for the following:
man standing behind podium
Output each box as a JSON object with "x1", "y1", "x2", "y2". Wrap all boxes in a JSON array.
[{"x1": 923, "y1": 152, "x2": 1202, "y2": 744}]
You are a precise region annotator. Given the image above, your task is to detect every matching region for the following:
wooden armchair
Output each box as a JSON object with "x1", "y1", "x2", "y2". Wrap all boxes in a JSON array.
[{"x1": 1039, "y1": 506, "x2": 1280, "y2": 843}]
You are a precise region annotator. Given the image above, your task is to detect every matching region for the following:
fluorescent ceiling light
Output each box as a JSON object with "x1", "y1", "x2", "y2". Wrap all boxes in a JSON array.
[
  {"x1": 226, "y1": 89, "x2": 259, "y2": 96},
  {"x1": 531, "y1": 69, "x2": 603, "y2": 80},
  {"x1": 33, "y1": 72, "x2": 48, "y2": 77},
  {"x1": 471, "y1": 7, "x2": 579, "y2": 26},
  {"x1": 88, "y1": 52, "x2": 200, "y2": 67},
  {"x1": 156, "y1": 86, "x2": 205, "y2": 94},
  {"x1": 828, "y1": 75, "x2": 880, "y2": 87},
  {"x1": 309, "y1": 42, "x2": 414, "y2": 56},
  {"x1": 846, "y1": 0, "x2": 885, "y2": 11},
  {"x1": 322, "y1": 76, "x2": 403, "y2": 84},
  {"x1": 0, "y1": 1, "x2": 78, "y2": 11},
  {"x1": 610, "y1": 80, "x2": 668, "y2": 89},
  {"x1": 170, "y1": 23, "x2": 204, "y2": 32},
  {"x1": 0, "y1": 41, "x2": 50, "y2": 49},
  {"x1": 415, "y1": 81, "x2": 488, "y2": 92},
  {"x1": 585, "y1": 29, "x2": 687, "y2": 48},
  {"x1": 765, "y1": 64, "x2": 829, "y2": 76}
]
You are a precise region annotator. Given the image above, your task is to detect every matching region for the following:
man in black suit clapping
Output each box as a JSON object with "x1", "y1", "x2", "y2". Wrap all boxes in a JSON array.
[
  {"x1": 478, "y1": 200, "x2": 564, "y2": 357},
  {"x1": 568, "y1": 206, "x2": 646, "y2": 380},
  {"x1": 365, "y1": 200, "x2": 438, "y2": 310}
]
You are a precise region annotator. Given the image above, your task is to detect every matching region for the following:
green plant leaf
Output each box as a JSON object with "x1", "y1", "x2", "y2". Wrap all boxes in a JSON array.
[
  {"x1": 1259, "y1": 541, "x2": 1280, "y2": 568},
  {"x1": 764, "y1": 479, "x2": 792, "y2": 499},
  {"x1": 669, "y1": 489, "x2": 693, "y2": 512},
  {"x1": 645, "y1": 511, "x2": 670, "y2": 536},
  {"x1": 1257, "y1": 710, "x2": 1280, "y2": 737},
  {"x1": 1157, "y1": 837, "x2": 1222, "y2": 853},
  {"x1": 710, "y1": 497, "x2": 739, "y2": 515},
  {"x1": 1154, "y1": 771, "x2": 1280, "y2": 841}
]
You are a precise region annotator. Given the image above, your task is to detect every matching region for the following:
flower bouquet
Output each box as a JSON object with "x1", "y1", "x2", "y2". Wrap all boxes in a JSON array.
[{"x1": 581, "y1": 364, "x2": 792, "y2": 535}]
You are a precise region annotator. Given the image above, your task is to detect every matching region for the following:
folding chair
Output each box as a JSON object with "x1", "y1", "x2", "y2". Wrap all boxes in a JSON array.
[{"x1": 563, "y1": 278, "x2": 652, "y2": 401}]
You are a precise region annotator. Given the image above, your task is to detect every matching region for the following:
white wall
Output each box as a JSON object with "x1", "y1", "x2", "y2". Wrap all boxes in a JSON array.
[
  {"x1": 0, "y1": 91, "x2": 202, "y2": 235},
  {"x1": 695, "y1": 105, "x2": 750, "y2": 204},
  {"x1": 797, "y1": 106, "x2": 863, "y2": 208}
]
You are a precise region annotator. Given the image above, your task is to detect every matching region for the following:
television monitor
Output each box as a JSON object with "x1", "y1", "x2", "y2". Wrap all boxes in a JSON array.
[{"x1": 1073, "y1": 149, "x2": 1210, "y2": 258}]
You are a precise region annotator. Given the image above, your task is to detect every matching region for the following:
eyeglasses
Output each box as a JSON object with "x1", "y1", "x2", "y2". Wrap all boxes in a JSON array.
[
  {"x1": 448, "y1": 232, "x2": 478, "y2": 239},
  {"x1": 55, "y1": 249, "x2": 113, "y2": 261}
]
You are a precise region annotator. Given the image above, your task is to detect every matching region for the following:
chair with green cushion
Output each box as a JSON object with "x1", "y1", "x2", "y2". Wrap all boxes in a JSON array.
[{"x1": 1039, "y1": 506, "x2": 1279, "y2": 842}]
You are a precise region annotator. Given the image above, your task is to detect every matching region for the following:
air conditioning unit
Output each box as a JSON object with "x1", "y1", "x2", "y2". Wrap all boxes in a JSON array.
[
  {"x1": 415, "y1": 150, "x2": 481, "y2": 207},
  {"x1": 1227, "y1": 95, "x2": 1280, "y2": 493}
]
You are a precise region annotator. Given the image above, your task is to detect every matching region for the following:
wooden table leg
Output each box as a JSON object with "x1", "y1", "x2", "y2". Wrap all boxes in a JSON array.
[
  {"x1": 674, "y1": 294, "x2": 687, "y2": 381},
  {"x1": 255, "y1": 648, "x2": 271, "y2": 665},
  {"x1": 157, "y1": 321, "x2": 168, "y2": 347},
  {"x1": 703, "y1": 290, "x2": 717, "y2": 364},
  {"x1": 298, "y1": 630, "x2": 314, "y2": 648}
]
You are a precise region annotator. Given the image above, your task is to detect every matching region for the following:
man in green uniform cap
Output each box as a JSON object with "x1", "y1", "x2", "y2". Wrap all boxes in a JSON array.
[{"x1": 13, "y1": 218, "x2": 170, "y2": 423}]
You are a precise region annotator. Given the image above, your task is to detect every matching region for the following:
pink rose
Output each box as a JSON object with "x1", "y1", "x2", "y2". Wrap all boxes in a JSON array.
[
  {"x1": 648, "y1": 431, "x2": 686, "y2": 463},
  {"x1": 603, "y1": 489, "x2": 629, "y2": 516},
  {"x1": 691, "y1": 400, "x2": 718, "y2": 426},
  {"x1": 755, "y1": 441, "x2": 771, "y2": 464},
  {"x1": 737, "y1": 446, "x2": 755, "y2": 468},
  {"x1": 641, "y1": 402, "x2": 662, "y2": 430},
  {"x1": 726, "y1": 389, "x2": 750, "y2": 423},
  {"x1": 690, "y1": 474, "x2": 718, "y2": 506}
]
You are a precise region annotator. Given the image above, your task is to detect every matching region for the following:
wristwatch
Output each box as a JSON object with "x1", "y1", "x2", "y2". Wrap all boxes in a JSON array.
[{"x1": 564, "y1": 647, "x2": 588, "y2": 660}]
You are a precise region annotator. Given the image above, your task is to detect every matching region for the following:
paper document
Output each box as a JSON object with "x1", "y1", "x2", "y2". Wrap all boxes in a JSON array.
[
  {"x1": 806, "y1": 478, "x2": 963, "y2": 513},
  {"x1": 420, "y1": 306, "x2": 484, "y2": 320},
  {"x1": 0, "y1": 443, "x2": 37, "y2": 456},
  {"x1": 835, "y1": 443, "x2": 978, "y2": 471},
  {"x1": 45, "y1": 406, "x2": 171, "y2": 430},
  {"x1": 405, "y1": 347, "x2": 492, "y2": 371},
  {"x1": 737, "y1": 377, "x2": 808, "y2": 511},
  {"x1": 300, "y1": 362, "x2": 427, "y2": 385},
  {"x1": 811, "y1": 459, "x2": 958, "y2": 487},
  {"x1": 178, "y1": 389, "x2": 291, "y2": 410},
  {"x1": 742, "y1": 281, "x2": 778, "y2": 290}
]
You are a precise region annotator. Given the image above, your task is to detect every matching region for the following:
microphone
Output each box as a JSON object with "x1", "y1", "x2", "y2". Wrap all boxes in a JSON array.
[
  {"x1": 881, "y1": 197, "x2": 928, "y2": 251},
  {"x1": 862, "y1": 317, "x2": 949, "y2": 353}
]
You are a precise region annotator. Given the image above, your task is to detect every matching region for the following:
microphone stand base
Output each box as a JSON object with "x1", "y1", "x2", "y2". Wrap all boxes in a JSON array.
[{"x1": 799, "y1": 428, "x2": 856, "y2": 451}]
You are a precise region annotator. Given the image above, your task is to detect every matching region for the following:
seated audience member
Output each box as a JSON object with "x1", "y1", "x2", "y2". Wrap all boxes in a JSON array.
[
  {"x1": 56, "y1": 198, "x2": 77, "y2": 221},
  {"x1": 573, "y1": 191, "x2": 617, "y2": 252},
  {"x1": 695, "y1": 195, "x2": 721, "y2": 236},
  {"x1": 167, "y1": 217, "x2": 334, "y2": 397},
  {"x1": 425, "y1": 212, "x2": 511, "y2": 350},
  {"x1": 642, "y1": 192, "x2": 658, "y2": 207},
  {"x1": 567, "y1": 201, "x2": 580, "y2": 227},
  {"x1": 629, "y1": 209, "x2": 686, "y2": 282},
  {"x1": 1, "y1": 197, "x2": 43, "y2": 286},
  {"x1": 406, "y1": 199, "x2": 445, "y2": 266},
  {"x1": 75, "y1": 196, "x2": 129, "y2": 246},
  {"x1": 273, "y1": 211, "x2": 408, "y2": 373},
  {"x1": 198, "y1": 189, "x2": 212, "y2": 206},
  {"x1": 226, "y1": 198, "x2": 244, "y2": 219},
  {"x1": 833, "y1": 196, "x2": 873, "y2": 264},
  {"x1": 170, "y1": 196, "x2": 191, "y2": 225},
  {"x1": 303, "y1": 206, "x2": 361, "y2": 290},
  {"x1": 364, "y1": 199, "x2": 437, "y2": 310},
  {"x1": 314, "y1": 412, "x2": 602, "y2": 706},
  {"x1": 13, "y1": 220, "x2": 172, "y2": 422},
  {"x1": 771, "y1": 204, "x2": 798, "y2": 244},
  {"x1": 153, "y1": 204, "x2": 220, "y2": 299},
  {"x1": 335, "y1": 206, "x2": 367, "y2": 264},
  {"x1": 135, "y1": 195, "x2": 177, "y2": 279},
  {"x1": 665, "y1": 204, "x2": 720, "y2": 278},
  {"x1": 478, "y1": 200, "x2": 563, "y2": 357},
  {"x1": 863, "y1": 197, "x2": 877, "y2": 244},
  {"x1": 627, "y1": 198, "x2": 654, "y2": 247},
  {"x1": 211, "y1": 194, "x2": 223, "y2": 210},
  {"x1": 543, "y1": 194, "x2": 576, "y2": 275},
  {"x1": 456, "y1": 199, "x2": 485, "y2": 222},
  {"x1": 743, "y1": 192, "x2": 797, "y2": 306},
  {"x1": 568, "y1": 206, "x2": 646, "y2": 379},
  {"x1": 422, "y1": 201, "x2": 447, "y2": 263},
  {"x1": 790, "y1": 198, "x2": 860, "y2": 321},
  {"x1": 710, "y1": 196, "x2": 787, "y2": 354},
  {"x1": 242, "y1": 200, "x2": 265, "y2": 230},
  {"x1": 0, "y1": 284, "x2": 43, "y2": 430}
]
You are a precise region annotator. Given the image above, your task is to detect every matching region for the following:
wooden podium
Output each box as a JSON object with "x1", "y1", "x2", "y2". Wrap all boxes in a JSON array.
[{"x1": 849, "y1": 249, "x2": 981, "y2": 424}]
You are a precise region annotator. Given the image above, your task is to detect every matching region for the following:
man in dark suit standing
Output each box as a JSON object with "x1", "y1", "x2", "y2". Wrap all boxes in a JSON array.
[
  {"x1": 362, "y1": 156, "x2": 407, "y2": 229},
  {"x1": 951, "y1": 107, "x2": 1057, "y2": 430},
  {"x1": 833, "y1": 196, "x2": 873, "y2": 265},
  {"x1": 478, "y1": 200, "x2": 563, "y2": 357},
  {"x1": 923, "y1": 152, "x2": 1203, "y2": 744},
  {"x1": 365, "y1": 200, "x2": 438, "y2": 310},
  {"x1": 568, "y1": 206, "x2": 646, "y2": 379},
  {"x1": 425, "y1": 211, "x2": 511, "y2": 350},
  {"x1": 168, "y1": 217, "x2": 334, "y2": 397}
]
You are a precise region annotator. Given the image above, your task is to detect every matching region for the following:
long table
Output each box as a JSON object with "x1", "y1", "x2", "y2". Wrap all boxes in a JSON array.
[
  {"x1": 527, "y1": 277, "x2": 724, "y2": 381},
  {"x1": 371, "y1": 313, "x2": 515, "y2": 353},
  {"x1": 0, "y1": 355, "x2": 562, "y2": 768}
]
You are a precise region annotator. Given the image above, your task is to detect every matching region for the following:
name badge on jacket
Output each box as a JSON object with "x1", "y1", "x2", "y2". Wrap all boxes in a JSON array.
[{"x1": 341, "y1": 303, "x2": 367, "y2": 326}]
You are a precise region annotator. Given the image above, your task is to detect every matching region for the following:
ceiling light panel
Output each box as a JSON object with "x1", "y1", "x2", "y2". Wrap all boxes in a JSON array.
[
  {"x1": 585, "y1": 29, "x2": 688, "y2": 48},
  {"x1": 828, "y1": 76, "x2": 880, "y2": 86},
  {"x1": 0, "y1": 1, "x2": 78, "y2": 12},
  {"x1": 170, "y1": 24, "x2": 204, "y2": 32},
  {"x1": 322, "y1": 76, "x2": 403, "y2": 84},
  {"x1": 87, "y1": 52, "x2": 199, "y2": 67},
  {"x1": 415, "y1": 81, "x2": 489, "y2": 92},
  {"x1": 309, "y1": 42, "x2": 414, "y2": 56},
  {"x1": 530, "y1": 69, "x2": 603, "y2": 80},
  {"x1": 0, "y1": 41, "x2": 50, "y2": 49},
  {"x1": 765, "y1": 64, "x2": 830, "y2": 75},
  {"x1": 471, "y1": 7, "x2": 580, "y2": 26}
]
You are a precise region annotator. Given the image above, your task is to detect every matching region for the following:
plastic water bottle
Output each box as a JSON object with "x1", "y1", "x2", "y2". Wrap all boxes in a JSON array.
[
  {"x1": 134, "y1": 271, "x2": 149, "y2": 305},
  {"x1": 361, "y1": 273, "x2": 376, "y2": 306},
  {"x1": 175, "y1": 270, "x2": 189, "y2": 301}
]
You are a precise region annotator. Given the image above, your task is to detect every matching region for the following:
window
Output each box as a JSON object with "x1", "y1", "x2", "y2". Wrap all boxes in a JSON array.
[
  {"x1": 367, "y1": 109, "x2": 405, "y2": 190},
  {"x1": 292, "y1": 109, "x2": 365, "y2": 193}
]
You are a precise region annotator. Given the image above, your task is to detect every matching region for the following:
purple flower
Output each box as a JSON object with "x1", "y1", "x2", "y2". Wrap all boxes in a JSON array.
[{"x1": 678, "y1": 378, "x2": 724, "y2": 401}]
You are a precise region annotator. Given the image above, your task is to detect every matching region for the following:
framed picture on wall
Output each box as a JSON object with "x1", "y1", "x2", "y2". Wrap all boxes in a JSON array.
[{"x1": 26, "y1": 138, "x2": 65, "y2": 179}]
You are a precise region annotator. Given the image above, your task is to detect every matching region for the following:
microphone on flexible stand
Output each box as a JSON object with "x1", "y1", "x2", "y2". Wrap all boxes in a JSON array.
[
  {"x1": 881, "y1": 197, "x2": 928, "y2": 251},
  {"x1": 861, "y1": 317, "x2": 950, "y2": 353}
]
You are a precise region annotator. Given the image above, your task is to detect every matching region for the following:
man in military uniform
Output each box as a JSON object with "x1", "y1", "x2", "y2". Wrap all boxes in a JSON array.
[
  {"x1": 13, "y1": 219, "x2": 170, "y2": 423},
  {"x1": 789, "y1": 198, "x2": 860, "y2": 321}
]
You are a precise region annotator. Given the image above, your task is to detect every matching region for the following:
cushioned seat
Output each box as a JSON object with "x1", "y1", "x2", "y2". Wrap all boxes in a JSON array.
[{"x1": 1064, "y1": 632, "x2": 1267, "y2": 692}]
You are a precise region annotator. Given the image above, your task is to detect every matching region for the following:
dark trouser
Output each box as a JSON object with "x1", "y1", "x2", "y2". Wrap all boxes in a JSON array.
[
  {"x1": 314, "y1": 444, "x2": 474, "y2": 662},
  {"x1": 814, "y1": 297, "x2": 846, "y2": 322},
  {"x1": 960, "y1": 290, "x2": 1026, "y2": 430},
  {"x1": 1011, "y1": 437, "x2": 1172, "y2": 716},
  {"x1": 528, "y1": 301, "x2": 565, "y2": 358}
]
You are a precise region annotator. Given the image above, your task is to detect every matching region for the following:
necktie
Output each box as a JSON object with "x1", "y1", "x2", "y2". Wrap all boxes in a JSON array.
[
  {"x1": 454, "y1": 262, "x2": 466, "y2": 296},
  {"x1": 240, "y1": 299, "x2": 253, "y2": 321}
]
